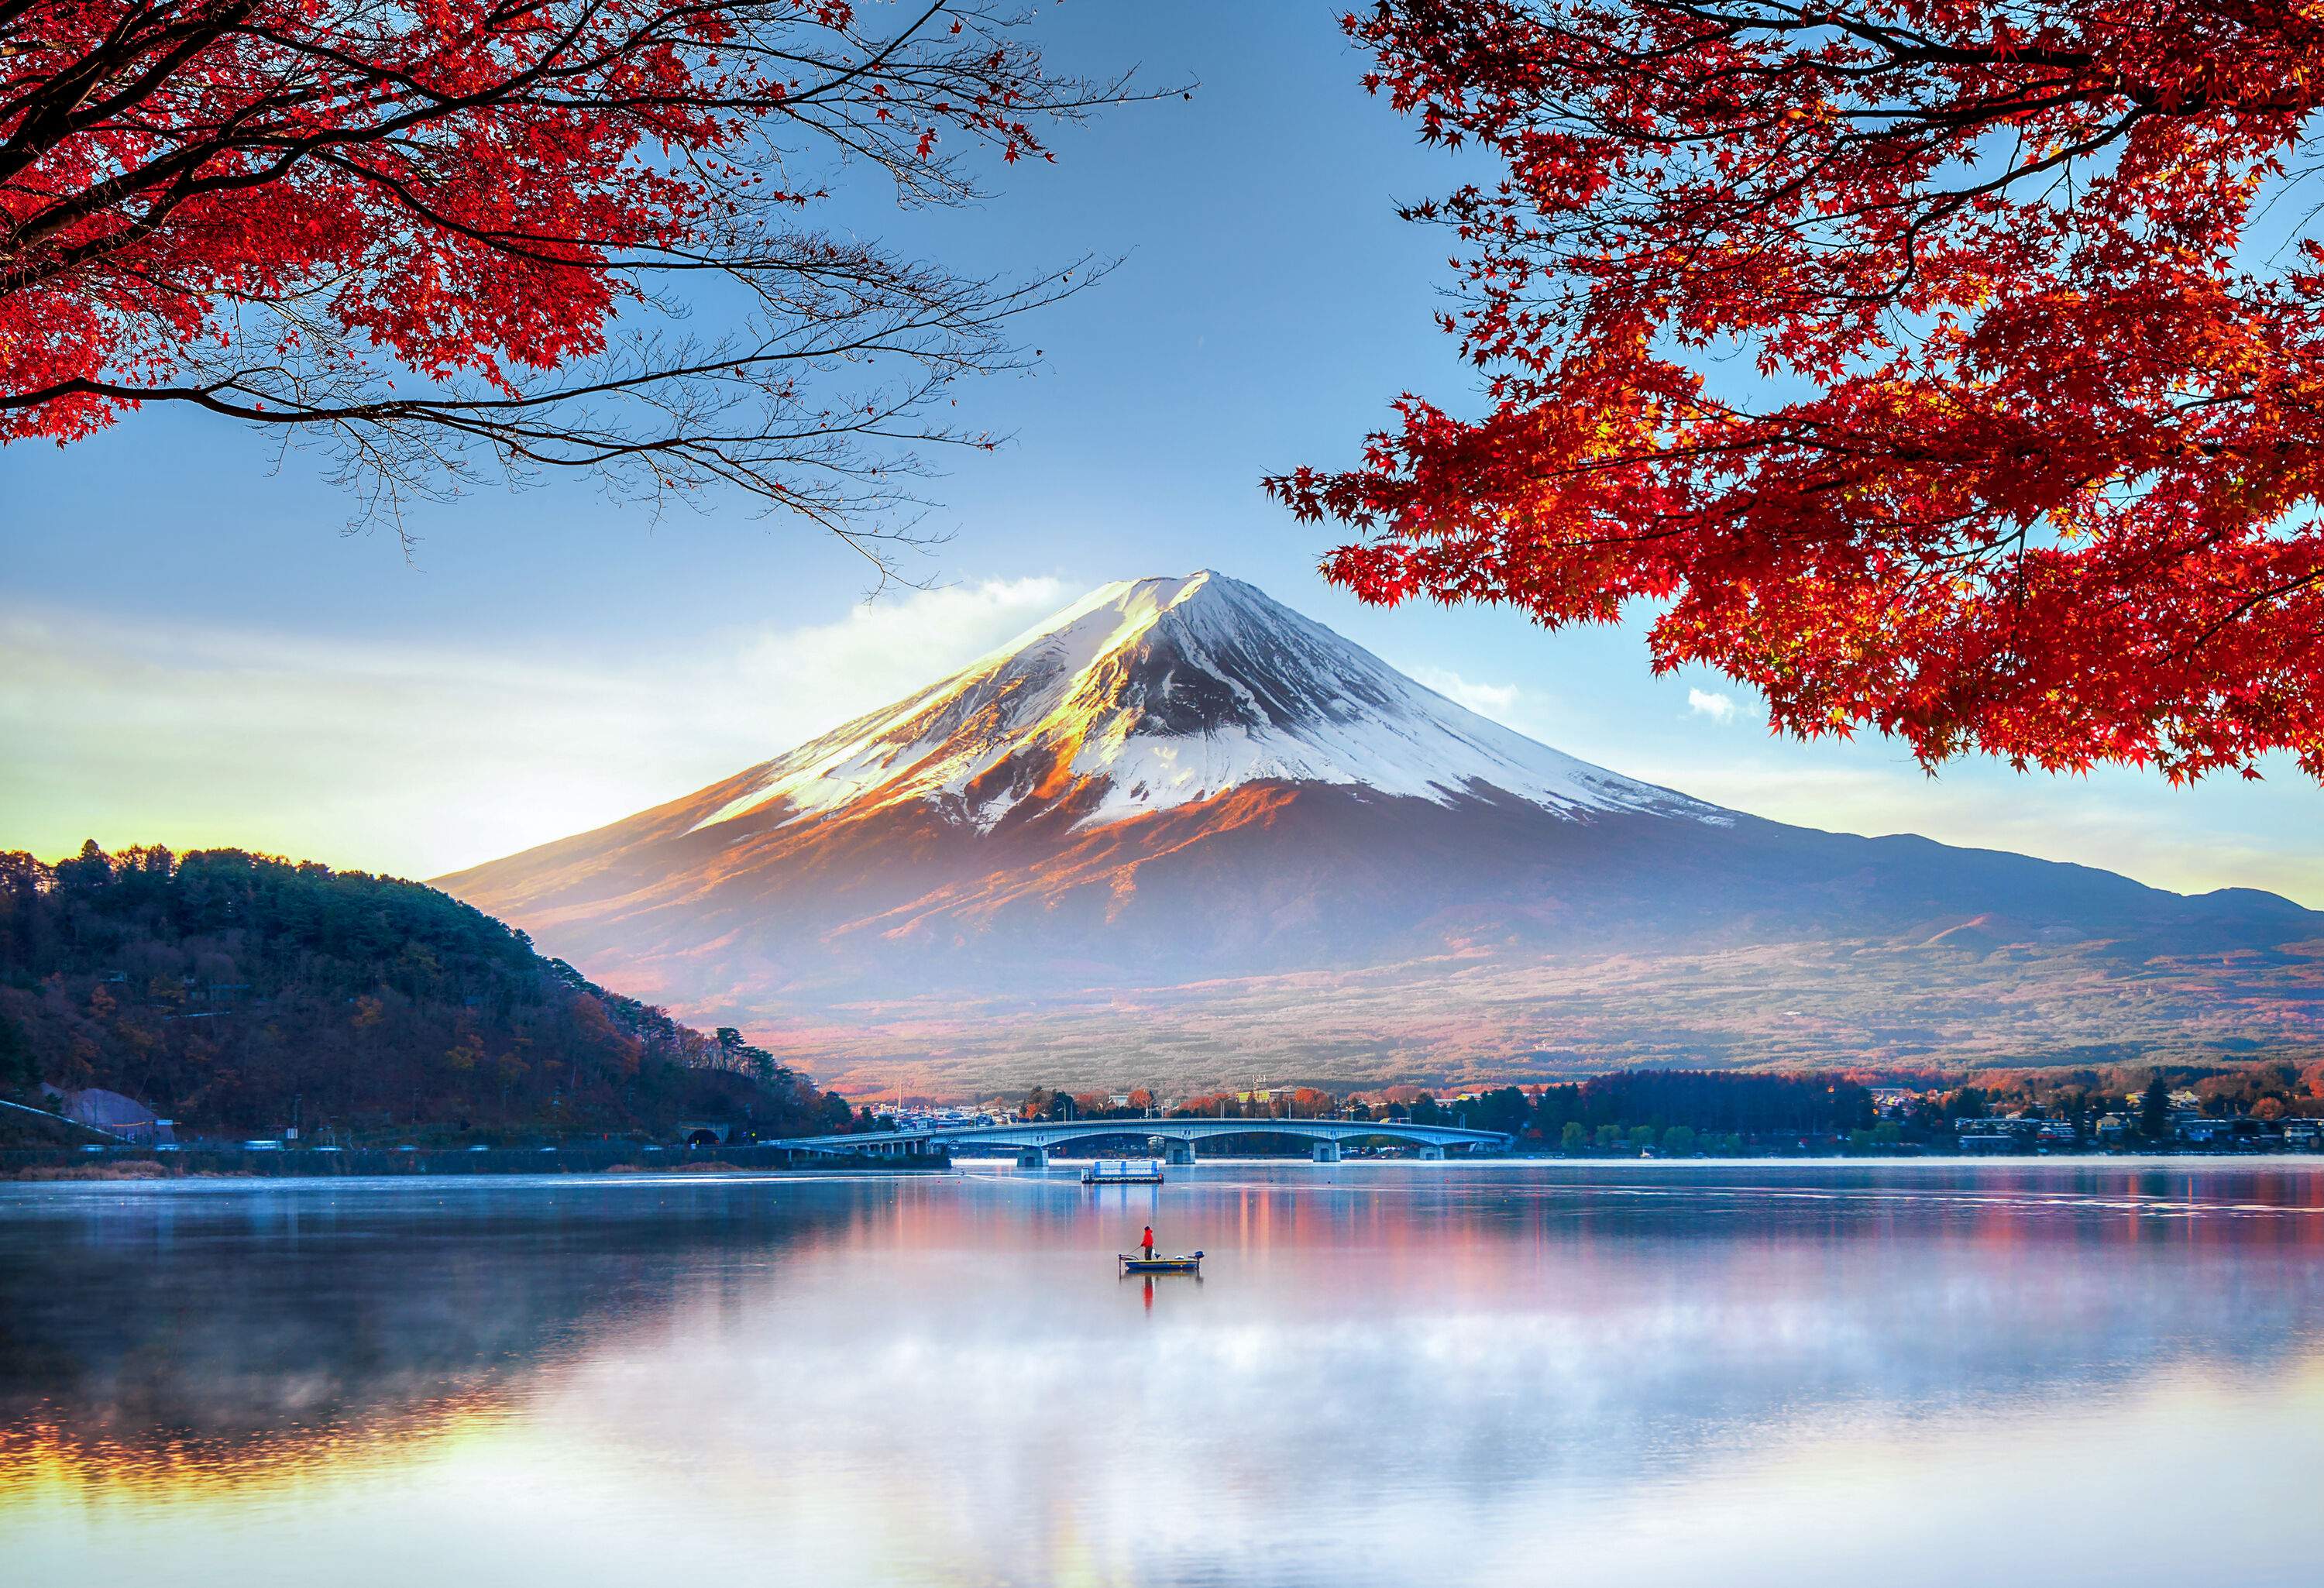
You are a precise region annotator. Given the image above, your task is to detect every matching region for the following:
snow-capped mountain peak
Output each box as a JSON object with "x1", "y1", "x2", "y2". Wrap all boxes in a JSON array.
[
  {"x1": 438, "y1": 574, "x2": 2324, "y2": 1095},
  {"x1": 689, "y1": 571, "x2": 1719, "y2": 834}
]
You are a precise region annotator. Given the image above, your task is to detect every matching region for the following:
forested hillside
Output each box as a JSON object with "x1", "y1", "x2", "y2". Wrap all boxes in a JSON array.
[{"x1": 0, "y1": 844, "x2": 851, "y2": 1142}]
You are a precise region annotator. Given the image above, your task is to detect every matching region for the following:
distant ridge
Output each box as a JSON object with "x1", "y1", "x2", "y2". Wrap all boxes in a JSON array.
[{"x1": 439, "y1": 572, "x2": 2324, "y2": 1096}]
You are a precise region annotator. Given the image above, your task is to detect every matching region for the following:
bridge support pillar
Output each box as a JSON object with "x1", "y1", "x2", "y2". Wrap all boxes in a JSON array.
[
  {"x1": 1311, "y1": 1139, "x2": 1342, "y2": 1164},
  {"x1": 1418, "y1": 1144, "x2": 1446, "y2": 1161},
  {"x1": 1163, "y1": 1139, "x2": 1196, "y2": 1166},
  {"x1": 1016, "y1": 1145, "x2": 1050, "y2": 1169}
]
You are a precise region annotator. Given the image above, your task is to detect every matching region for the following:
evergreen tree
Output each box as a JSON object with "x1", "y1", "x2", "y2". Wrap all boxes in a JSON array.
[{"x1": 2140, "y1": 1077, "x2": 2176, "y2": 1141}]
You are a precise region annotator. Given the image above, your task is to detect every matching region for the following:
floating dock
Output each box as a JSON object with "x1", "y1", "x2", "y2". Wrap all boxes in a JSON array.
[{"x1": 1082, "y1": 1158, "x2": 1166, "y2": 1184}]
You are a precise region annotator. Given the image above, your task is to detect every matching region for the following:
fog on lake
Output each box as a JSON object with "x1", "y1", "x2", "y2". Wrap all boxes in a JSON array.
[{"x1": 4, "y1": 1161, "x2": 2322, "y2": 1586}]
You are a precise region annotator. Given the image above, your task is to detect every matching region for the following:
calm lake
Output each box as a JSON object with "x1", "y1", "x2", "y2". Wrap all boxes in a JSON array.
[{"x1": 5, "y1": 1161, "x2": 2322, "y2": 1586}]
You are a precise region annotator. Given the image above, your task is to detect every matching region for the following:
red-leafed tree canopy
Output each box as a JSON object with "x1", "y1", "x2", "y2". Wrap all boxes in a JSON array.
[
  {"x1": 2, "y1": 0, "x2": 1147, "y2": 555},
  {"x1": 1269, "y1": 1, "x2": 2324, "y2": 782}
]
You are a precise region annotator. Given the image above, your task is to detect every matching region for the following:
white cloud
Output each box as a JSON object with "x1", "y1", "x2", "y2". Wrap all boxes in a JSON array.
[
  {"x1": 1409, "y1": 665, "x2": 1524, "y2": 724},
  {"x1": 0, "y1": 578, "x2": 1067, "y2": 881},
  {"x1": 727, "y1": 577, "x2": 1065, "y2": 727},
  {"x1": 1686, "y1": 688, "x2": 1739, "y2": 724}
]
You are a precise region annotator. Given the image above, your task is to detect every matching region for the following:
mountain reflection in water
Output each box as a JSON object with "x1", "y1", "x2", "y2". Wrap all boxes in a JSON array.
[{"x1": 4, "y1": 1163, "x2": 2322, "y2": 1587}]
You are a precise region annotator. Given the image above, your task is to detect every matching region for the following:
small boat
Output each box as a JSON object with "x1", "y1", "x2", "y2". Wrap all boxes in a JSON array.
[
  {"x1": 1083, "y1": 1158, "x2": 1165, "y2": 1184},
  {"x1": 1119, "y1": 1250, "x2": 1203, "y2": 1274}
]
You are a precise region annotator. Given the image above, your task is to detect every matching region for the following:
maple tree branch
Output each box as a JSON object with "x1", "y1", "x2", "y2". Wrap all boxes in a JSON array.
[{"x1": 0, "y1": 0, "x2": 1187, "y2": 563}]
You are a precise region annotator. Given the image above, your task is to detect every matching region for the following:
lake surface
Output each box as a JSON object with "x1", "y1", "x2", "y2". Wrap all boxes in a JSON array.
[{"x1": 5, "y1": 1160, "x2": 2324, "y2": 1586}]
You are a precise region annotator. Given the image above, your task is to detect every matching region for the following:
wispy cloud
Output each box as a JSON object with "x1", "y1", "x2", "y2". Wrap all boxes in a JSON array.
[
  {"x1": 1409, "y1": 665, "x2": 1524, "y2": 723},
  {"x1": 1686, "y1": 687, "x2": 1739, "y2": 724},
  {"x1": 0, "y1": 578, "x2": 1067, "y2": 879},
  {"x1": 727, "y1": 577, "x2": 1066, "y2": 717}
]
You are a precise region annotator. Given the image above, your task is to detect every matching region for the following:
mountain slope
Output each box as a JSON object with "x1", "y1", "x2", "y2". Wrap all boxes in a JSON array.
[{"x1": 438, "y1": 573, "x2": 2324, "y2": 1094}]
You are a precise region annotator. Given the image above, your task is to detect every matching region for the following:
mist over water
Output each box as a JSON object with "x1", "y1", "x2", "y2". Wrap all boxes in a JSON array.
[{"x1": 4, "y1": 1162, "x2": 2322, "y2": 1586}]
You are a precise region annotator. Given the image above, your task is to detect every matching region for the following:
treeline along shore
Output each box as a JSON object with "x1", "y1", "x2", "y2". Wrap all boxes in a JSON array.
[{"x1": 959, "y1": 1065, "x2": 2324, "y2": 1159}]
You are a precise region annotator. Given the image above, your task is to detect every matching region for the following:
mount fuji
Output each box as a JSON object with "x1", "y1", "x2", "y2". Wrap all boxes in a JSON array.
[{"x1": 438, "y1": 572, "x2": 2324, "y2": 1095}]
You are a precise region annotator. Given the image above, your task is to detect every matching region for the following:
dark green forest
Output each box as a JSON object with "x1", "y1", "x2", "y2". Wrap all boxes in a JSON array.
[{"x1": 0, "y1": 843, "x2": 852, "y2": 1142}]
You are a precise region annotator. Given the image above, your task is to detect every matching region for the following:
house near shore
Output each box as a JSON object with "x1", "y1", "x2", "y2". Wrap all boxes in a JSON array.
[
  {"x1": 1868, "y1": 1087, "x2": 1923, "y2": 1118},
  {"x1": 2175, "y1": 1115, "x2": 2250, "y2": 1146},
  {"x1": 1954, "y1": 1116, "x2": 2080, "y2": 1153}
]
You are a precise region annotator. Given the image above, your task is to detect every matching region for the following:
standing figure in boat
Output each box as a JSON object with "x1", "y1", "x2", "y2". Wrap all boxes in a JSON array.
[{"x1": 1140, "y1": 1224, "x2": 1156, "y2": 1260}]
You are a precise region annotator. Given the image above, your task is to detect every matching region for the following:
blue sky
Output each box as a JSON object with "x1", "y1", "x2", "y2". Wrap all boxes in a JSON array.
[{"x1": 3, "y1": 3, "x2": 2319, "y2": 903}]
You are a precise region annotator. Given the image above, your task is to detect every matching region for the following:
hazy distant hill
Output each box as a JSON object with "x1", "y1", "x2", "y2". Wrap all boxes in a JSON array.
[
  {"x1": 0, "y1": 844, "x2": 851, "y2": 1140},
  {"x1": 440, "y1": 572, "x2": 2324, "y2": 1096}
]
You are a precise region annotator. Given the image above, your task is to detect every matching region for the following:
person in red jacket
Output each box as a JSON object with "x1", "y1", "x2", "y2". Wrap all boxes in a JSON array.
[{"x1": 1140, "y1": 1225, "x2": 1155, "y2": 1260}]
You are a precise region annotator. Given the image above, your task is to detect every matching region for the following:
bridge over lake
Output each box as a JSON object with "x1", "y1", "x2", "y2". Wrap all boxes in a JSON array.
[{"x1": 769, "y1": 1117, "x2": 1513, "y2": 1165}]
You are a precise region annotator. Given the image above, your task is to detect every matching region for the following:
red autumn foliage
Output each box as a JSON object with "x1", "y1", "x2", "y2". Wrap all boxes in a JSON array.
[
  {"x1": 1, "y1": 0, "x2": 1144, "y2": 550},
  {"x1": 1269, "y1": 1, "x2": 2324, "y2": 782}
]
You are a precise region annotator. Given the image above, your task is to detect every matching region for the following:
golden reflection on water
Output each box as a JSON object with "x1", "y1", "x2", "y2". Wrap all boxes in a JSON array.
[
  {"x1": 5, "y1": 1164, "x2": 2324, "y2": 1586},
  {"x1": 0, "y1": 1391, "x2": 516, "y2": 1499}
]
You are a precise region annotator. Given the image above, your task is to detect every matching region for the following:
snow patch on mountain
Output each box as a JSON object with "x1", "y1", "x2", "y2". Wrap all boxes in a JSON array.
[{"x1": 688, "y1": 571, "x2": 1725, "y2": 834}]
